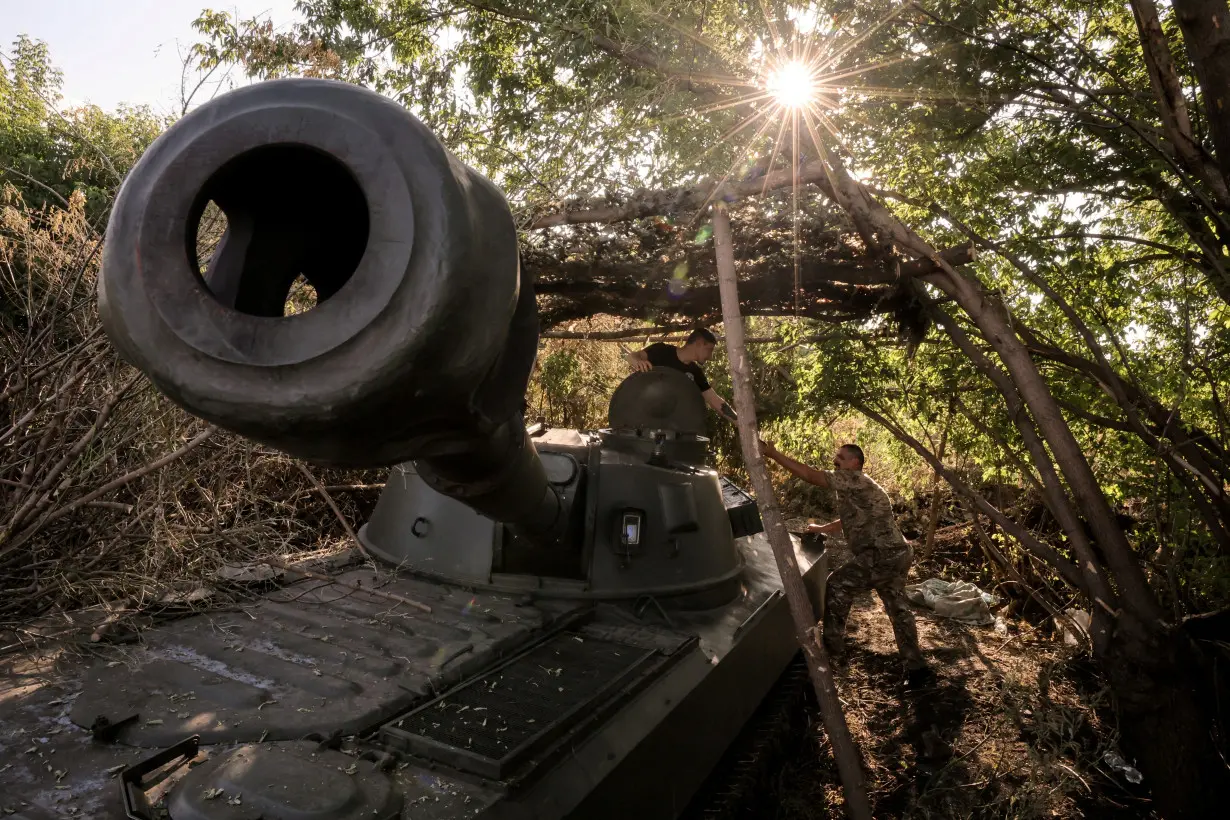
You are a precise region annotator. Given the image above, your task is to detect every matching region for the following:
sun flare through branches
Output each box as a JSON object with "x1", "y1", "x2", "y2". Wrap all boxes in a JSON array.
[
  {"x1": 766, "y1": 60, "x2": 817, "y2": 109},
  {"x1": 669, "y1": 3, "x2": 919, "y2": 321}
]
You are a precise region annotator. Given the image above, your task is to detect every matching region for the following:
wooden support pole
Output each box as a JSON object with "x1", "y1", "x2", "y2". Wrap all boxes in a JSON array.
[{"x1": 711, "y1": 203, "x2": 873, "y2": 820}]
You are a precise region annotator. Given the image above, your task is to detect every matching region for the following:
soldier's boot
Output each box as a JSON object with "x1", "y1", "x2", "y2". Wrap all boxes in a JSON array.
[
  {"x1": 822, "y1": 585, "x2": 856, "y2": 667},
  {"x1": 876, "y1": 585, "x2": 929, "y2": 673}
]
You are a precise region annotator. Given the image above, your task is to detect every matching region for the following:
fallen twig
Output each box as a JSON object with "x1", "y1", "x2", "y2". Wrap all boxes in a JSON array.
[
  {"x1": 956, "y1": 730, "x2": 995, "y2": 762},
  {"x1": 294, "y1": 463, "x2": 377, "y2": 562},
  {"x1": 288, "y1": 483, "x2": 385, "y2": 499},
  {"x1": 257, "y1": 556, "x2": 431, "y2": 614},
  {"x1": 90, "y1": 598, "x2": 137, "y2": 642}
]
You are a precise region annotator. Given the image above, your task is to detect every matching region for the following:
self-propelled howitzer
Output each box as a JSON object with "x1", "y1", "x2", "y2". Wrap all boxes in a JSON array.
[{"x1": 2, "y1": 78, "x2": 827, "y2": 820}]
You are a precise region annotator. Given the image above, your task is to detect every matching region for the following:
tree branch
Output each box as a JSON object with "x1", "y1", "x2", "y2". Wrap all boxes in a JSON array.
[
  {"x1": 1129, "y1": 0, "x2": 1229, "y2": 205},
  {"x1": 852, "y1": 400, "x2": 1086, "y2": 592},
  {"x1": 712, "y1": 202, "x2": 873, "y2": 820},
  {"x1": 1172, "y1": 0, "x2": 1230, "y2": 193}
]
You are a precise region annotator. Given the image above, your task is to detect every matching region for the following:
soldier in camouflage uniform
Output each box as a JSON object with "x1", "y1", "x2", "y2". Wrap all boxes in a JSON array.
[{"x1": 760, "y1": 440, "x2": 928, "y2": 673}]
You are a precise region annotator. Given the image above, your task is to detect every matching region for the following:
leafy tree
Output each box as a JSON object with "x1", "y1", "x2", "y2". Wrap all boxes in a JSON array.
[
  {"x1": 1, "y1": 35, "x2": 167, "y2": 342},
  {"x1": 1, "y1": 35, "x2": 166, "y2": 219}
]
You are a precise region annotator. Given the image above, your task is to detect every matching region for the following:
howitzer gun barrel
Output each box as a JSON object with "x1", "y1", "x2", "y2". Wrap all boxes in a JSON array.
[{"x1": 97, "y1": 78, "x2": 562, "y2": 543}]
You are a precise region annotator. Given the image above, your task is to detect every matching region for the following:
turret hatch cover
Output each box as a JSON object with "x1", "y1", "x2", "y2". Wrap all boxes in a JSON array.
[{"x1": 607, "y1": 369, "x2": 707, "y2": 434}]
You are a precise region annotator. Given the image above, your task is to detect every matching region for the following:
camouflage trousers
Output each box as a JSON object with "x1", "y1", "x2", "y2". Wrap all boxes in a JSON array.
[{"x1": 823, "y1": 544, "x2": 926, "y2": 669}]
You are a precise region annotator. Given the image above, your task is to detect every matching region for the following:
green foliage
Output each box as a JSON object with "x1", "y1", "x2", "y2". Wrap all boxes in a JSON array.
[
  {"x1": 1, "y1": 36, "x2": 167, "y2": 219},
  {"x1": 1, "y1": 36, "x2": 169, "y2": 342},
  {"x1": 526, "y1": 337, "x2": 628, "y2": 429},
  {"x1": 188, "y1": 2, "x2": 865, "y2": 208}
]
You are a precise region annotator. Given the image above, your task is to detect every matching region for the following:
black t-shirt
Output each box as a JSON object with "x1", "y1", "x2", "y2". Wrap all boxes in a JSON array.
[{"x1": 643, "y1": 343, "x2": 711, "y2": 392}]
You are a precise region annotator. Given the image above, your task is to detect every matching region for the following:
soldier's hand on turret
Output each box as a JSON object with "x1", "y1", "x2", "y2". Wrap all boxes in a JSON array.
[{"x1": 629, "y1": 356, "x2": 653, "y2": 373}]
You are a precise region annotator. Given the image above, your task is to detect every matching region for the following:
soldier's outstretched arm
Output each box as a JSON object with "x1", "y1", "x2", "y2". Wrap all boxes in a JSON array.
[
  {"x1": 702, "y1": 388, "x2": 738, "y2": 422},
  {"x1": 758, "y1": 440, "x2": 830, "y2": 488}
]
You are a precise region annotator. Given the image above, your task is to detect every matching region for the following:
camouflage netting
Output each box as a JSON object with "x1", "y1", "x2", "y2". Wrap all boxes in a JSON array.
[{"x1": 521, "y1": 191, "x2": 928, "y2": 334}]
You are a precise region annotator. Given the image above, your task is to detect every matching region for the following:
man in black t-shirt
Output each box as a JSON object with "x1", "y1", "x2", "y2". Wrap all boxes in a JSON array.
[{"x1": 625, "y1": 328, "x2": 738, "y2": 422}]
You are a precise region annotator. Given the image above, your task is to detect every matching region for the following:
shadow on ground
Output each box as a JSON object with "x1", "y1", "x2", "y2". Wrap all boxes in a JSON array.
[{"x1": 698, "y1": 591, "x2": 1157, "y2": 819}]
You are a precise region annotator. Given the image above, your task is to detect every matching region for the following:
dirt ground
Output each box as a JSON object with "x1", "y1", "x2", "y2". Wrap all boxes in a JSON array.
[{"x1": 760, "y1": 592, "x2": 1157, "y2": 819}]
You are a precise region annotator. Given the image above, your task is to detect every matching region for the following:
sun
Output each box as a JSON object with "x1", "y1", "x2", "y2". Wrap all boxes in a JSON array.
[{"x1": 767, "y1": 60, "x2": 816, "y2": 109}]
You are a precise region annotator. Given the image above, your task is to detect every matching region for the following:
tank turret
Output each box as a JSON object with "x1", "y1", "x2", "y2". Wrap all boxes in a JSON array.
[
  {"x1": 98, "y1": 78, "x2": 759, "y2": 599},
  {"x1": 362, "y1": 367, "x2": 753, "y2": 608}
]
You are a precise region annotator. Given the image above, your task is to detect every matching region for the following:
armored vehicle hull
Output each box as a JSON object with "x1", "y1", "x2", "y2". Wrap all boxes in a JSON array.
[{"x1": 1, "y1": 526, "x2": 823, "y2": 820}]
